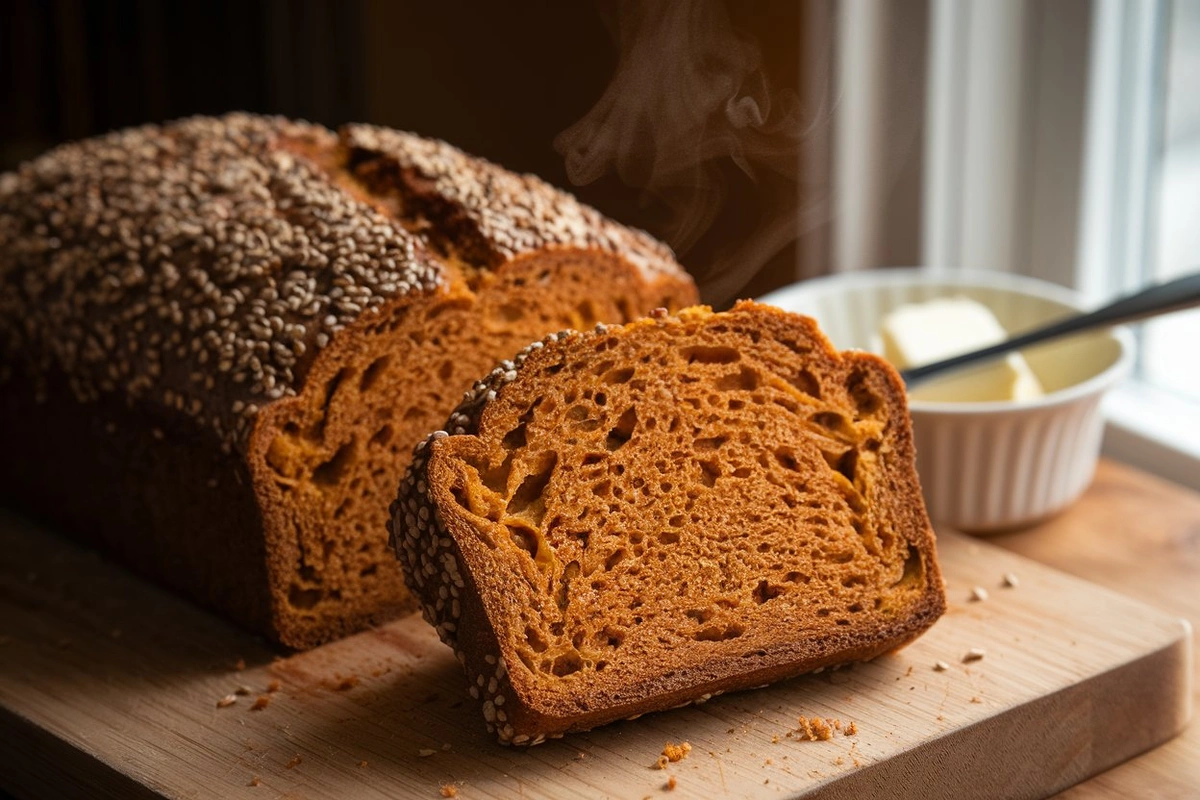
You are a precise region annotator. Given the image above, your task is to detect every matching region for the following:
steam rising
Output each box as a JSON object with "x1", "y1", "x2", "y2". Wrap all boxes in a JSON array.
[{"x1": 556, "y1": 0, "x2": 820, "y2": 303}]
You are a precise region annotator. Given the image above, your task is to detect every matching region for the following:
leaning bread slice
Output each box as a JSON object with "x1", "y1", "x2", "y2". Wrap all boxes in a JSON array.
[{"x1": 390, "y1": 301, "x2": 946, "y2": 745}]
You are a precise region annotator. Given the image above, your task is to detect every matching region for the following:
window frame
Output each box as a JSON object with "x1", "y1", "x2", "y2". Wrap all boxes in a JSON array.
[{"x1": 915, "y1": 0, "x2": 1200, "y2": 489}]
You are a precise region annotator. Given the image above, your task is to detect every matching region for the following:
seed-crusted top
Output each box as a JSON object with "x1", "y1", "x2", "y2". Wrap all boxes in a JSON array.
[
  {"x1": 342, "y1": 125, "x2": 678, "y2": 278},
  {"x1": 0, "y1": 113, "x2": 444, "y2": 451}
]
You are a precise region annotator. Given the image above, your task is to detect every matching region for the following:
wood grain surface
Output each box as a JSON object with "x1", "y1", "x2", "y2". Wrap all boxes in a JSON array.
[
  {"x1": 987, "y1": 459, "x2": 1200, "y2": 798},
  {"x1": 0, "y1": 458, "x2": 1194, "y2": 800}
]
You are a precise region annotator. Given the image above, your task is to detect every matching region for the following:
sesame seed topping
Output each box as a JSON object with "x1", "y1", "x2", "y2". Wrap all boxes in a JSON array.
[
  {"x1": 1, "y1": 114, "x2": 442, "y2": 451},
  {"x1": 342, "y1": 125, "x2": 678, "y2": 280}
]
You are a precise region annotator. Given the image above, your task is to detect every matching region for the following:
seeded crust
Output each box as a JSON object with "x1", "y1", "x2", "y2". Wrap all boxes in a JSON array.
[
  {"x1": 391, "y1": 302, "x2": 945, "y2": 744},
  {"x1": 0, "y1": 114, "x2": 697, "y2": 648}
]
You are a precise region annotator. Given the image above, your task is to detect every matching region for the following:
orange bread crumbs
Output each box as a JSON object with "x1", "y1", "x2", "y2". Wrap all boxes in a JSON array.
[
  {"x1": 440, "y1": 784, "x2": 459, "y2": 798},
  {"x1": 285, "y1": 755, "x2": 302, "y2": 769},
  {"x1": 267, "y1": 679, "x2": 282, "y2": 693},
  {"x1": 666, "y1": 776, "x2": 678, "y2": 791},
  {"x1": 336, "y1": 675, "x2": 360, "y2": 691},
  {"x1": 358, "y1": 760, "x2": 369, "y2": 768},
  {"x1": 662, "y1": 742, "x2": 692, "y2": 762},
  {"x1": 845, "y1": 721, "x2": 858, "y2": 736},
  {"x1": 251, "y1": 695, "x2": 271, "y2": 711},
  {"x1": 797, "y1": 717, "x2": 835, "y2": 741},
  {"x1": 248, "y1": 776, "x2": 261, "y2": 787}
]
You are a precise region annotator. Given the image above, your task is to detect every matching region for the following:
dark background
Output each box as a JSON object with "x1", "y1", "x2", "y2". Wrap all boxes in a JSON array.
[{"x1": 1, "y1": 0, "x2": 818, "y2": 304}]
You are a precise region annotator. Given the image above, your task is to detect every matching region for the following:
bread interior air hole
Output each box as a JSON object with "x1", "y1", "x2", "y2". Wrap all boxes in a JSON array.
[
  {"x1": 256, "y1": 265, "x2": 673, "y2": 641},
  {"x1": 447, "y1": 323, "x2": 926, "y2": 684}
]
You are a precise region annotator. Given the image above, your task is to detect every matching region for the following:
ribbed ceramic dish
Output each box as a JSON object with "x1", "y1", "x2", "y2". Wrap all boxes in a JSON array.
[{"x1": 759, "y1": 268, "x2": 1134, "y2": 532}]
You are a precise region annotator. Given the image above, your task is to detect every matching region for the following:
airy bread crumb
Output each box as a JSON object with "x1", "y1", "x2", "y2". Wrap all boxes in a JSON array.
[
  {"x1": 393, "y1": 302, "x2": 946, "y2": 744},
  {"x1": 440, "y1": 784, "x2": 459, "y2": 798}
]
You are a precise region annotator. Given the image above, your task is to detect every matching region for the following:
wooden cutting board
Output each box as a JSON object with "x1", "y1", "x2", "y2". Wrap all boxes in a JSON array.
[{"x1": 0, "y1": 510, "x2": 1190, "y2": 800}]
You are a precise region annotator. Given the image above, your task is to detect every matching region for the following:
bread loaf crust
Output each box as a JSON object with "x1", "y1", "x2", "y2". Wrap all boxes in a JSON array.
[
  {"x1": 393, "y1": 302, "x2": 945, "y2": 744},
  {"x1": 0, "y1": 114, "x2": 697, "y2": 647}
]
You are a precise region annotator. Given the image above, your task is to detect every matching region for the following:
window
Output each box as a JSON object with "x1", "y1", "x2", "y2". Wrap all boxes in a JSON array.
[
  {"x1": 1079, "y1": 0, "x2": 1200, "y2": 489},
  {"x1": 832, "y1": 0, "x2": 1200, "y2": 488},
  {"x1": 1146, "y1": 0, "x2": 1200, "y2": 402}
]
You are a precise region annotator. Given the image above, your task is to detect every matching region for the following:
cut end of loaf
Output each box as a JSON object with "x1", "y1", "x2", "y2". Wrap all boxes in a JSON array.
[
  {"x1": 392, "y1": 302, "x2": 946, "y2": 744},
  {"x1": 0, "y1": 112, "x2": 697, "y2": 649}
]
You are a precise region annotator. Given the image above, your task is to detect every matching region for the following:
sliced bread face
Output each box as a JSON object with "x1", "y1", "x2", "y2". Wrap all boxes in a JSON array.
[{"x1": 391, "y1": 301, "x2": 946, "y2": 744}]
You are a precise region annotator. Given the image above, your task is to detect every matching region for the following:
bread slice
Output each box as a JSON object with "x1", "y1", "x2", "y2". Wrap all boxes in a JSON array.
[
  {"x1": 0, "y1": 114, "x2": 696, "y2": 648},
  {"x1": 391, "y1": 301, "x2": 946, "y2": 744}
]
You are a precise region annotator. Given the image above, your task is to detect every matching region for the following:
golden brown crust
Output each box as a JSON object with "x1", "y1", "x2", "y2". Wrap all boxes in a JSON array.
[
  {"x1": 392, "y1": 302, "x2": 945, "y2": 743},
  {"x1": 0, "y1": 114, "x2": 444, "y2": 452},
  {"x1": 340, "y1": 124, "x2": 680, "y2": 281},
  {"x1": 0, "y1": 114, "x2": 698, "y2": 648}
]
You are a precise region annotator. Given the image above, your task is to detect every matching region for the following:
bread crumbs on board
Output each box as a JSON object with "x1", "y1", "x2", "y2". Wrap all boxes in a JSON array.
[
  {"x1": 285, "y1": 755, "x2": 302, "y2": 769},
  {"x1": 665, "y1": 776, "x2": 678, "y2": 791},
  {"x1": 216, "y1": 694, "x2": 237, "y2": 708},
  {"x1": 662, "y1": 742, "x2": 691, "y2": 762},
  {"x1": 796, "y1": 716, "x2": 834, "y2": 741},
  {"x1": 267, "y1": 679, "x2": 282, "y2": 693},
  {"x1": 251, "y1": 695, "x2": 271, "y2": 711},
  {"x1": 439, "y1": 784, "x2": 459, "y2": 798},
  {"x1": 248, "y1": 776, "x2": 261, "y2": 787},
  {"x1": 791, "y1": 717, "x2": 856, "y2": 740},
  {"x1": 358, "y1": 760, "x2": 369, "y2": 768},
  {"x1": 654, "y1": 742, "x2": 690, "y2": 768}
]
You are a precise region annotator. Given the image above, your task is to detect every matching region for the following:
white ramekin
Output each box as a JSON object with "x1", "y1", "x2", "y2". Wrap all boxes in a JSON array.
[{"x1": 758, "y1": 268, "x2": 1134, "y2": 532}]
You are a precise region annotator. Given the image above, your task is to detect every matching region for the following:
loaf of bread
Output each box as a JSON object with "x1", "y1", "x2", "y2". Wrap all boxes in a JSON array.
[
  {"x1": 391, "y1": 302, "x2": 946, "y2": 744},
  {"x1": 0, "y1": 114, "x2": 697, "y2": 648}
]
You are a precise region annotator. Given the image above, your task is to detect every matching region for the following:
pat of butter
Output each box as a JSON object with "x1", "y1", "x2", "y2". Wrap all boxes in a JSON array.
[{"x1": 880, "y1": 297, "x2": 1044, "y2": 403}]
